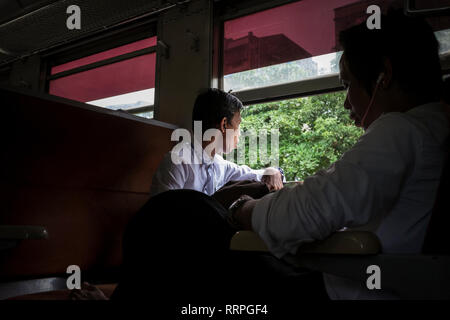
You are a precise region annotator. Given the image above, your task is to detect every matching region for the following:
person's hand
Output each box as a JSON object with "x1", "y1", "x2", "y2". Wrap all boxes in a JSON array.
[
  {"x1": 69, "y1": 282, "x2": 109, "y2": 300},
  {"x1": 261, "y1": 168, "x2": 283, "y2": 191}
]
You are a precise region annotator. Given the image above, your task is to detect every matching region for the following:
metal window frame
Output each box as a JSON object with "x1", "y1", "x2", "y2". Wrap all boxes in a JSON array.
[
  {"x1": 47, "y1": 46, "x2": 157, "y2": 81},
  {"x1": 216, "y1": 0, "x2": 450, "y2": 106},
  {"x1": 216, "y1": 0, "x2": 299, "y2": 22},
  {"x1": 232, "y1": 49, "x2": 450, "y2": 106},
  {"x1": 42, "y1": 14, "x2": 158, "y2": 90},
  {"x1": 42, "y1": 19, "x2": 158, "y2": 118},
  {"x1": 43, "y1": 22, "x2": 158, "y2": 68},
  {"x1": 234, "y1": 74, "x2": 343, "y2": 106},
  {"x1": 214, "y1": 0, "x2": 345, "y2": 104},
  {"x1": 404, "y1": 0, "x2": 450, "y2": 17},
  {"x1": 127, "y1": 105, "x2": 154, "y2": 115}
]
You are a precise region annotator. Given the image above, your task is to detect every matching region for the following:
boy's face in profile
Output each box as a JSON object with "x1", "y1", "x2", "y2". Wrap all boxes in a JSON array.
[{"x1": 222, "y1": 111, "x2": 241, "y2": 154}]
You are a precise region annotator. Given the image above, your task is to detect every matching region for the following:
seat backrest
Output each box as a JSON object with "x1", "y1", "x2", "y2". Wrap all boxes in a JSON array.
[{"x1": 0, "y1": 86, "x2": 176, "y2": 281}]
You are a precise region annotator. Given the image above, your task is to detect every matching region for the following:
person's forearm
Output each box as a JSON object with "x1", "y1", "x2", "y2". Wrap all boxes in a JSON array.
[{"x1": 234, "y1": 199, "x2": 258, "y2": 230}]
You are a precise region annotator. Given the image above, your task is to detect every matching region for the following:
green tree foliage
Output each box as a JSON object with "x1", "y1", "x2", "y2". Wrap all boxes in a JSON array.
[
  {"x1": 239, "y1": 92, "x2": 363, "y2": 181},
  {"x1": 224, "y1": 59, "x2": 319, "y2": 92}
]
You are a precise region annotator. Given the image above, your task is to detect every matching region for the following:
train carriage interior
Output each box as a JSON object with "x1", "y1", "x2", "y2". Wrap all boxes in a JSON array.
[{"x1": 0, "y1": 0, "x2": 450, "y2": 308}]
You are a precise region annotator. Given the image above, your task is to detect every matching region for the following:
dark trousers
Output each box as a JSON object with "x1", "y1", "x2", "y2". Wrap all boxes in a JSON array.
[{"x1": 111, "y1": 189, "x2": 329, "y2": 303}]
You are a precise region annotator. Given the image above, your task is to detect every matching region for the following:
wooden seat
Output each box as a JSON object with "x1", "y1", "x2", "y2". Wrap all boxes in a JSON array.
[{"x1": 0, "y1": 86, "x2": 176, "y2": 300}]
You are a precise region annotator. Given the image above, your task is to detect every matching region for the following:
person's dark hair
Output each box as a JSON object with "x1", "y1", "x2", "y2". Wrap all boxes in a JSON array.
[
  {"x1": 339, "y1": 9, "x2": 442, "y2": 103},
  {"x1": 192, "y1": 88, "x2": 243, "y2": 133}
]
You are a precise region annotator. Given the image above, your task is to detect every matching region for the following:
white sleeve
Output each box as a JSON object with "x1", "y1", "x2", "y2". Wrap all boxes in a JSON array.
[
  {"x1": 149, "y1": 153, "x2": 187, "y2": 197},
  {"x1": 223, "y1": 160, "x2": 265, "y2": 183},
  {"x1": 251, "y1": 114, "x2": 420, "y2": 258}
]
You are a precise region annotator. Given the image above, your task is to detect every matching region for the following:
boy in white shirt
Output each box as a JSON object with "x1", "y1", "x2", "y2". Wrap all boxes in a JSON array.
[{"x1": 150, "y1": 89, "x2": 284, "y2": 197}]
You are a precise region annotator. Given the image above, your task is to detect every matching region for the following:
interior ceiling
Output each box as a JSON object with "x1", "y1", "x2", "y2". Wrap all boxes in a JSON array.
[
  {"x1": 0, "y1": 0, "x2": 186, "y2": 67},
  {"x1": 0, "y1": 0, "x2": 58, "y2": 25}
]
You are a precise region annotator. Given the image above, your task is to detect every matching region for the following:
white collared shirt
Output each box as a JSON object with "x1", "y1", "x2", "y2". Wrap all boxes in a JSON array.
[
  {"x1": 150, "y1": 143, "x2": 265, "y2": 196},
  {"x1": 251, "y1": 102, "x2": 449, "y2": 299}
]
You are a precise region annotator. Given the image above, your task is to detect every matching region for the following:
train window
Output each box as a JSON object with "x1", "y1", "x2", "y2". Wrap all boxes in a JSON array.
[
  {"x1": 222, "y1": 0, "x2": 362, "y2": 93},
  {"x1": 48, "y1": 36, "x2": 157, "y2": 119},
  {"x1": 227, "y1": 0, "x2": 449, "y2": 179},
  {"x1": 222, "y1": 0, "x2": 450, "y2": 95},
  {"x1": 237, "y1": 91, "x2": 363, "y2": 181}
]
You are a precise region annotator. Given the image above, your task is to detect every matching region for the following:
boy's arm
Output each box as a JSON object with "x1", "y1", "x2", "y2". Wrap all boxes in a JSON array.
[{"x1": 223, "y1": 160, "x2": 283, "y2": 191}]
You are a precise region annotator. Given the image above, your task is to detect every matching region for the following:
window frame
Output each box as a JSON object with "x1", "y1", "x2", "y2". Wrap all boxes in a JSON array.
[
  {"x1": 215, "y1": 0, "x2": 345, "y2": 105},
  {"x1": 43, "y1": 20, "x2": 158, "y2": 117},
  {"x1": 215, "y1": 0, "x2": 450, "y2": 106},
  {"x1": 233, "y1": 74, "x2": 343, "y2": 106}
]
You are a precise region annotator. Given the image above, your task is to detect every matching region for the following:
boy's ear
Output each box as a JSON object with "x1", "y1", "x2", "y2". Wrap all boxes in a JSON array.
[{"x1": 219, "y1": 117, "x2": 227, "y2": 133}]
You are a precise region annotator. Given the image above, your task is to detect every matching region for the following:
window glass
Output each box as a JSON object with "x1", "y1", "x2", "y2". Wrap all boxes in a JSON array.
[
  {"x1": 223, "y1": 0, "x2": 450, "y2": 92},
  {"x1": 49, "y1": 53, "x2": 156, "y2": 103},
  {"x1": 49, "y1": 36, "x2": 156, "y2": 118},
  {"x1": 237, "y1": 92, "x2": 363, "y2": 181},
  {"x1": 223, "y1": 0, "x2": 363, "y2": 92}
]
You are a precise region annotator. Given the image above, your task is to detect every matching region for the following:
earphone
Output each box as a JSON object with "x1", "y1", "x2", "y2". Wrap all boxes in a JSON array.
[
  {"x1": 360, "y1": 72, "x2": 384, "y2": 128},
  {"x1": 376, "y1": 72, "x2": 384, "y2": 85}
]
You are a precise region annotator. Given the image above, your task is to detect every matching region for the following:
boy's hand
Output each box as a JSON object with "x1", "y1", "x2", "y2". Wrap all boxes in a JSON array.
[{"x1": 261, "y1": 168, "x2": 283, "y2": 191}]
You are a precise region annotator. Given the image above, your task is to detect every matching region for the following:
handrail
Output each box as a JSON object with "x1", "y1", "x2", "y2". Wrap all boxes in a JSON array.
[
  {"x1": 230, "y1": 230, "x2": 381, "y2": 255},
  {"x1": 0, "y1": 225, "x2": 49, "y2": 251},
  {"x1": 0, "y1": 225, "x2": 49, "y2": 240}
]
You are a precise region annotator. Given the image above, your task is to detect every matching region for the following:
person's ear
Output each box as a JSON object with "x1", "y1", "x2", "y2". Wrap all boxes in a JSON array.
[{"x1": 219, "y1": 117, "x2": 227, "y2": 134}]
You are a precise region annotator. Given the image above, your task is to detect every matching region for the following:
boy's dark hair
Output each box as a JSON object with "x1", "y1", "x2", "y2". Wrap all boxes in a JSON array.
[
  {"x1": 192, "y1": 88, "x2": 243, "y2": 133},
  {"x1": 339, "y1": 9, "x2": 442, "y2": 103}
]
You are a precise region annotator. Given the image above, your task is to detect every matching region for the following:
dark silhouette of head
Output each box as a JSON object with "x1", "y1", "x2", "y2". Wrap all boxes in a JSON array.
[
  {"x1": 192, "y1": 88, "x2": 243, "y2": 134},
  {"x1": 339, "y1": 9, "x2": 443, "y2": 104}
]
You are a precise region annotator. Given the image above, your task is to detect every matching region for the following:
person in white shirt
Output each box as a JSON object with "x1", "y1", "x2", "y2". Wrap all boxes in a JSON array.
[
  {"x1": 229, "y1": 10, "x2": 450, "y2": 299},
  {"x1": 150, "y1": 88, "x2": 284, "y2": 197},
  {"x1": 109, "y1": 10, "x2": 449, "y2": 304}
]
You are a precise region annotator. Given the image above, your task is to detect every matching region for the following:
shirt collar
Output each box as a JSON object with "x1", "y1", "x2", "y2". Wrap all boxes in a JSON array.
[{"x1": 190, "y1": 140, "x2": 216, "y2": 165}]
